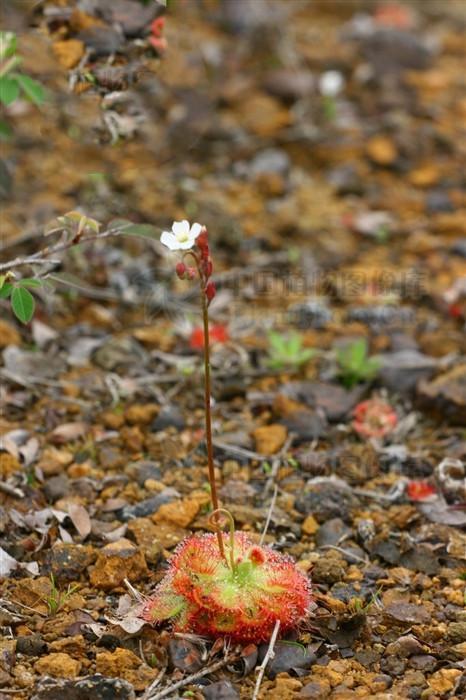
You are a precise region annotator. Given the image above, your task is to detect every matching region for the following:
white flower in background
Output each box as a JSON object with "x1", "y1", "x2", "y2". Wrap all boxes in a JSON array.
[
  {"x1": 160, "y1": 220, "x2": 202, "y2": 251},
  {"x1": 319, "y1": 70, "x2": 345, "y2": 97}
]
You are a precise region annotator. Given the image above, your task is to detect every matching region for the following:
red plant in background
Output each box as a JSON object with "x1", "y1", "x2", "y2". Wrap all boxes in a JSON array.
[
  {"x1": 150, "y1": 16, "x2": 167, "y2": 53},
  {"x1": 374, "y1": 3, "x2": 414, "y2": 30},
  {"x1": 189, "y1": 323, "x2": 229, "y2": 350},
  {"x1": 141, "y1": 531, "x2": 311, "y2": 643},
  {"x1": 406, "y1": 481, "x2": 437, "y2": 502},
  {"x1": 353, "y1": 398, "x2": 397, "y2": 439}
]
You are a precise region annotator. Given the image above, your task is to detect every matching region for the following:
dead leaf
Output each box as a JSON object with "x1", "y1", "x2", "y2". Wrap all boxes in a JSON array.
[
  {"x1": 50, "y1": 422, "x2": 88, "y2": 444},
  {"x1": 68, "y1": 504, "x2": 92, "y2": 539}
]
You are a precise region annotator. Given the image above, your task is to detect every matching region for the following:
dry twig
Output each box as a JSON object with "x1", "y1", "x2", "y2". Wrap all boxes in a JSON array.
[
  {"x1": 146, "y1": 650, "x2": 238, "y2": 700},
  {"x1": 252, "y1": 620, "x2": 281, "y2": 700}
]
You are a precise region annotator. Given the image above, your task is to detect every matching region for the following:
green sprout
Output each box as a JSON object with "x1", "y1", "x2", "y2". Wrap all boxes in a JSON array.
[
  {"x1": 45, "y1": 575, "x2": 79, "y2": 616},
  {"x1": 0, "y1": 31, "x2": 45, "y2": 138},
  {"x1": 336, "y1": 338, "x2": 380, "y2": 388},
  {"x1": 266, "y1": 331, "x2": 316, "y2": 371}
]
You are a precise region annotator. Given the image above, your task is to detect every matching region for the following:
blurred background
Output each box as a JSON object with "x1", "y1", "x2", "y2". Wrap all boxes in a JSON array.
[{"x1": 1, "y1": 0, "x2": 465, "y2": 343}]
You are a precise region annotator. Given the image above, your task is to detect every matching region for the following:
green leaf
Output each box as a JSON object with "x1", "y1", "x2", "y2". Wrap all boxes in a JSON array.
[
  {"x1": 268, "y1": 331, "x2": 287, "y2": 354},
  {"x1": 0, "y1": 119, "x2": 13, "y2": 140},
  {"x1": 0, "y1": 32, "x2": 16, "y2": 61},
  {"x1": 349, "y1": 338, "x2": 367, "y2": 368},
  {"x1": 13, "y1": 73, "x2": 44, "y2": 105},
  {"x1": 298, "y1": 348, "x2": 316, "y2": 363},
  {"x1": 11, "y1": 285, "x2": 35, "y2": 323},
  {"x1": 287, "y1": 333, "x2": 302, "y2": 356},
  {"x1": 109, "y1": 219, "x2": 160, "y2": 238},
  {"x1": 0, "y1": 282, "x2": 13, "y2": 298},
  {"x1": 18, "y1": 277, "x2": 43, "y2": 289},
  {"x1": 0, "y1": 77, "x2": 20, "y2": 105}
]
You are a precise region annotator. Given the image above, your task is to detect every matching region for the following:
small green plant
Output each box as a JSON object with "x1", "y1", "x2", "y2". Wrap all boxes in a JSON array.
[
  {"x1": 266, "y1": 331, "x2": 316, "y2": 371},
  {"x1": 336, "y1": 338, "x2": 380, "y2": 388},
  {"x1": 0, "y1": 273, "x2": 44, "y2": 324},
  {"x1": 0, "y1": 31, "x2": 45, "y2": 137},
  {"x1": 45, "y1": 574, "x2": 79, "y2": 616}
]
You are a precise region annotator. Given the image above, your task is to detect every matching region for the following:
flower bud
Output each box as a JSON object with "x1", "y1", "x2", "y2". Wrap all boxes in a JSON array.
[
  {"x1": 196, "y1": 228, "x2": 209, "y2": 257},
  {"x1": 205, "y1": 281, "x2": 216, "y2": 303},
  {"x1": 187, "y1": 266, "x2": 196, "y2": 280},
  {"x1": 203, "y1": 258, "x2": 213, "y2": 278},
  {"x1": 175, "y1": 262, "x2": 187, "y2": 279}
]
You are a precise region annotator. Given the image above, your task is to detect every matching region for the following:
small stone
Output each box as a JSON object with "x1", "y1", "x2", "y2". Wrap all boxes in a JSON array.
[
  {"x1": 427, "y1": 668, "x2": 462, "y2": 694},
  {"x1": 37, "y1": 447, "x2": 74, "y2": 476},
  {"x1": 202, "y1": 680, "x2": 240, "y2": 699},
  {"x1": 43, "y1": 543, "x2": 96, "y2": 583},
  {"x1": 295, "y1": 479, "x2": 358, "y2": 523},
  {"x1": 385, "y1": 601, "x2": 430, "y2": 624},
  {"x1": 101, "y1": 411, "x2": 125, "y2": 429},
  {"x1": 151, "y1": 405, "x2": 185, "y2": 431},
  {"x1": 76, "y1": 27, "x2": 124, "y2": 57},
  {"x1": 31, "y1": 675, "x2": 136, "y2": 700},
  {"x1": 124, "y1": 403, "x2": 159, "y2": 425},
  {"x1": 90, "y1": 538, "x2": 148, "y2": 590},
  {"x1": 49, "y1": 635, "x2": 86, "y2": 656},
  {"x1": 379, "y1": 655, "x2": 407, "y2": 677},
  {"x1": 417, "y1": 364, "x2": 466, "y2": 425},
  {"x1": 43, "y1": 475, "x2": 70, "y2": 502},
  {"x1": 385, "y1": 634, "x2": 425, "y2": 657},
  {"x1": 98, "y1": 446, "x2": 126, "y2": 470},
  {"x1": 312, "y1": 551, "x2": 348, "y2": 585},
  {"x1": 34, "y1": 653, "x2": 81, "y2": 679},
  {"x1": 16, "y1": 634, "x2": 47, "y2": 656},
  {"x1": 447, "y1": 621, "x2": 466, "y2": 643},
  {"x1": 0, "y1": 453, "x2": 21, "y2": 478},
  {"x1": 366, "y1": 135, "x2": 397, "y2": 166},
  {"x1": 95, "y1": 649, "x2": 157, "y2": 691},
  {"x1": 252, "y1": 424, "x2": 287, "y2": 454},
  {"x1": 409, "y1": 654, "x2": 437, "y2": 671},
  {"x1": 125, "y1": 461, "x2": 162, "y2": 486},
  {"x1": 116, "y1": 490, "x2": 177, "y2": 521},
  {"x1": 302, "y1": 515, "x2": 319, "y2": 535},
  {"x1": 153, "y1": 496, "x2": 205, "y2": 528},
  {"x1": 316, "y1": 518, "x2": 352, "y2": 547},
  {"x1": 95, "y1": 648, "x2": 141, "y2": 677},
  {"x1": 52, "y1": 40, "x2": 85, "y2": 69},
  {"x1": 126, "y1": 518, "x2": 163, "y2": 564},
  {"x1": 0, "y1": 319, "x2": 21, "y2": 347},
  {"x1": 300, "y1": 679, "x2": 331, "y2": 698},
  {"x1": 379, "y1": 350, "x2": 436, "y2": 394}
]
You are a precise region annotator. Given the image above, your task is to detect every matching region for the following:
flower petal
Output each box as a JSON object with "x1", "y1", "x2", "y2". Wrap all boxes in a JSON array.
[
  {"x1": 160, "y1": 231, "x2": 179, "y2": 250},
  {"x1": 190, "y1": 223, "x2": 202, "y2": 239},
  {"x1": 178, "y1": 238, "x2": 196, "y2": 249},
  {"x1": 172, "y1": 220, "x2": 190, "y2": 237}
]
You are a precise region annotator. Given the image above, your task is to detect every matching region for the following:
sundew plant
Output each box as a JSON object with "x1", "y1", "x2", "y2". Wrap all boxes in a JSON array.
[{"x1": 140, "y1": 221, "x2": 312, "y2": 643}]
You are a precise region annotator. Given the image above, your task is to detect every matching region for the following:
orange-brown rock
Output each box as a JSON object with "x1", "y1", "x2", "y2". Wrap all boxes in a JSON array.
[
  {"x1": 252, "y1": 424, "x2": 287, "y2": 454},
  {"x1": 34, "y1": 653, "x2": 81, "y2": 678},
  {"x1": 90, "y1": 538, "x2": 148, "y2": 590}
]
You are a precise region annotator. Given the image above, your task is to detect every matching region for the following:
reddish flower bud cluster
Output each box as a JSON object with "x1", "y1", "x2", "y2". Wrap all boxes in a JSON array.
[
  {"x1": 175, "y1": 263, "x2": 196, "y2": 281},
  {"x1": 140, "y1": 532, "x2": 311, "y2": 643},
  {"x1": 196, "y1": 227, "x2": 216, "y2": 304}
]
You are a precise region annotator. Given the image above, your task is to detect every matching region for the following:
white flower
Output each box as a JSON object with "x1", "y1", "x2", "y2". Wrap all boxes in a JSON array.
[
  {"x1": 160, "y1": 220, "x2": 202, "y2": 251},
  {"x1": 319, "y1": 70, "x2": 344, "y2": 97}
]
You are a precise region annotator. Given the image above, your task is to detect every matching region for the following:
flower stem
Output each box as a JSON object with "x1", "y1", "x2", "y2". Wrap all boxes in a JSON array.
[{"x1": 201, "y1": 287, "x2": 225, "y2": 559}]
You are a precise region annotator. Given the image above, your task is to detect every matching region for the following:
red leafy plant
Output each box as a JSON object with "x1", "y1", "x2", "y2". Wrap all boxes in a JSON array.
[
  {"x1": 140, "y1": 221, "x2": 311, "y2": 642},
  {"x1": 352, "y1": 398, "x2": 397, "y2": 439},
  {"x1": 189, "y1": 323, "x2": 229, "y2": 350}
]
